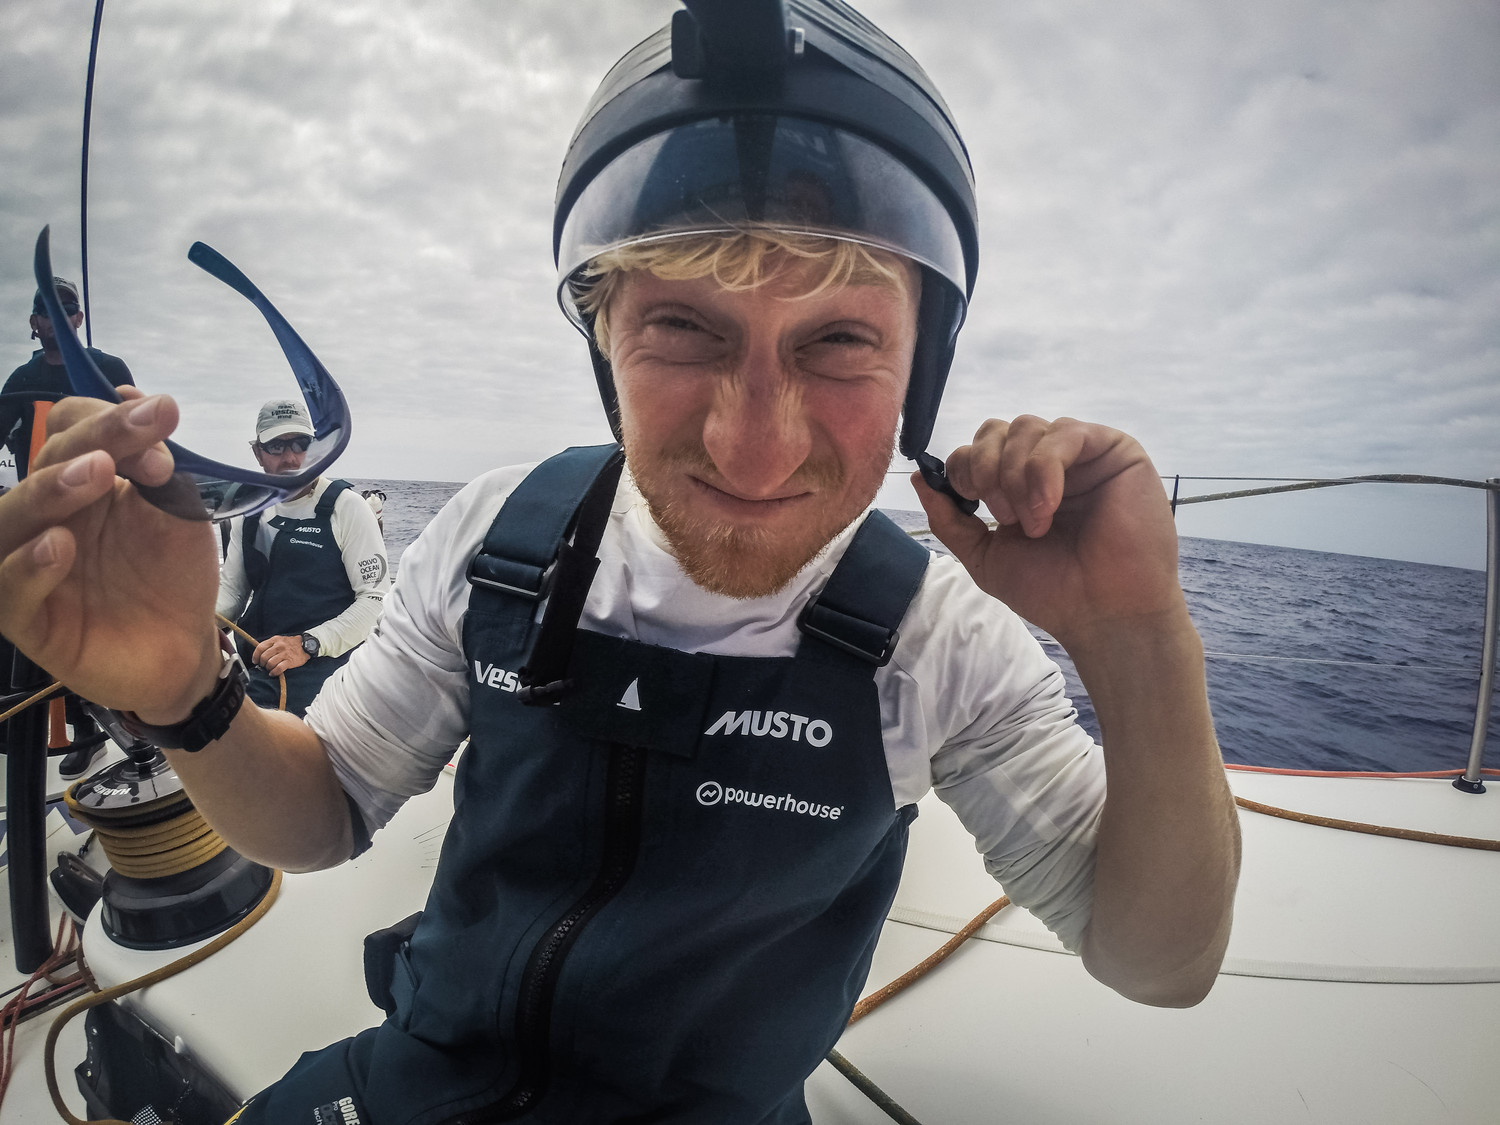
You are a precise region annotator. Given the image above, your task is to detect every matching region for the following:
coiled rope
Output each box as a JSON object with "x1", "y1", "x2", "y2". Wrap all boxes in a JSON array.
[
  {"x1": 62, "y1": 784, "x2": 230, "y2": 880},
  {"x1": 43, "y1": 870, "x2": 283, "y2": 1125},
  {"x1": 0, "y1": 621, "x2": 287, "y2": 1123}
]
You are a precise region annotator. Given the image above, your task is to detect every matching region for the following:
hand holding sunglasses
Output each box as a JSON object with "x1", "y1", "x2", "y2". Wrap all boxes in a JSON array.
[{"x1": 32, "y1": 226, "x2": 352, "y2": 522}]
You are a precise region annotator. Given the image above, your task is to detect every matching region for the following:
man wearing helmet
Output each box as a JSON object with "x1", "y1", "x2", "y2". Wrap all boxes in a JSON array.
[{"x1": 0, "y1": 2, "x2": 1239, "y2": 1123}]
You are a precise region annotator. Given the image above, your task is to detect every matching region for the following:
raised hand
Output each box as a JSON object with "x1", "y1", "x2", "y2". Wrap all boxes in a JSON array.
[
  {"x1": 0, "y1": 390, "x2": 221, "y2": 722},
  {"x1": 913, "y1": 415, "x2": 1185, "y2": 649}
]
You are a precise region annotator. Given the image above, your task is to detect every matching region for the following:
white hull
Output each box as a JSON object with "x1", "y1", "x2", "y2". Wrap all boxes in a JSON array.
[{"x1": 5, "y1": 759, "x2": 1497, "y2": 1123}]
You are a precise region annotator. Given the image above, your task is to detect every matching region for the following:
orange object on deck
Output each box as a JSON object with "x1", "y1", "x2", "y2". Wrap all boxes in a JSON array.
[{"x1": 48, "y1": 697, "x2": 70, "y2": 749}]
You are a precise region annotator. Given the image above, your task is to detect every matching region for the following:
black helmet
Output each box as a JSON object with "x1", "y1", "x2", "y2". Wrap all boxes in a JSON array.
[{"x1": 554, "y1": 0, "x2": 977, "y2": 461}]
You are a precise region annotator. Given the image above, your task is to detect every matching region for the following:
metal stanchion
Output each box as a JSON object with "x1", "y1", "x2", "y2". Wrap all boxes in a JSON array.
[{"x1": 1455, "y1": 479, "x2": 1499, "y2": 794}]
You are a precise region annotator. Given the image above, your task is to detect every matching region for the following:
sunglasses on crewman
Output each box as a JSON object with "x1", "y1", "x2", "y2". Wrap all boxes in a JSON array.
[
  {"x1": 33, "y1": 226, "x2": 352, "y2": 522},
  {"x1": 257, "y1": 435, "x2": 312, "y2": 455}
]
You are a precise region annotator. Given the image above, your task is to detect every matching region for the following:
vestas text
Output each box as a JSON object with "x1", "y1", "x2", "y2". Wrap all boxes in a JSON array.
[{"x1": 473, "y1": 661, "x2": 521, "y2": 693}]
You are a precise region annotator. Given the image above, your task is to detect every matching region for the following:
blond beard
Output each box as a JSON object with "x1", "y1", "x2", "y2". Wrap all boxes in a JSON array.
[{"x1": 626, "y1": 435, "x2": 893, "y2": 599}]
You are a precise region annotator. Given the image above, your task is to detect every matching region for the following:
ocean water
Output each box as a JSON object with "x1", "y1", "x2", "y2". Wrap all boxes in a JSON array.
[{"x1": 351, "y1": 478, "x2": 1493, "y2": 774}]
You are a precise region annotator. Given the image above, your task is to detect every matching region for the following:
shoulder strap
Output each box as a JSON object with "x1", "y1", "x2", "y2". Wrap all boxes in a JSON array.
[
  {"x1": 242, "y1": 511, "x2": 269, "y2": 592},
  {"x1": 466, "y1": 444, "x2": 625, "y2": 699},
  {"x1": 315, "y1": 479, "x2": 352, "y2": 519},
  {"x1": 796, "y1": 511, "x2": 930, "y2": 673}
]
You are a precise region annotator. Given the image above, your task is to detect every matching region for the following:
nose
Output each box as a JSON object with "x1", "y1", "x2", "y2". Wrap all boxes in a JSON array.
[
  {"x1": 701, "y1": 345, "x2": 812, "y2": 499},
  {"x1": 274, "y1": 449, "x2": 307, "y2": 474}
]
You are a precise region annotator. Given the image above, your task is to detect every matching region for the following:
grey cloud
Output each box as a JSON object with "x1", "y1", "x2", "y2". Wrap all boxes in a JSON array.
[{"x1": 2, "y1": 0, "x2": 1495, "y2": 565}]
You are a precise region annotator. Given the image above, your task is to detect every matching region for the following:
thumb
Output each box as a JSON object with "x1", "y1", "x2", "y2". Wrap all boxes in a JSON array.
[{"x1": 912, "y1": 472, "x2": 990, "y2": 572}]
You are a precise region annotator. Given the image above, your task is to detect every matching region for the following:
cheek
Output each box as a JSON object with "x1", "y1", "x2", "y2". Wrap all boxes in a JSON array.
[
  {"x1": 615, "y1": 365, "x2": 711, "y2": 446},
  {"x1": 804, "y1": 380, "x2": 905, "y2": 455}
]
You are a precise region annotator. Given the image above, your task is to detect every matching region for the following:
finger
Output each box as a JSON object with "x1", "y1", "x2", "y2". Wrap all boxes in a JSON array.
[
  {"x1": 984, "y1": 415, "x2": 1056, "y2": 537},
  {"x1": 0, "y1": 526, "x2": 77, "y2": 651},
  {"x1": 949, "y1": 418, "x2": 1046, "y2": 531},
  {"x1": 252, "y1": 638, "x2": 272, "y2": 665},
  {"x1": 0, "y1": 450, "x2": 117, "y2": 561},
  {"x1": 912, "y1": 471, "x2": 991, "y2": 572},
  {"x1": 946, "y1": 430, "x2": 1019, "y2": 528},
  {"x1": 1011, "y1": 422, "x2": 1091, "y2": 538},
  {"x1": 35, "y1": 395, "x2": 181, "y2": 487}
]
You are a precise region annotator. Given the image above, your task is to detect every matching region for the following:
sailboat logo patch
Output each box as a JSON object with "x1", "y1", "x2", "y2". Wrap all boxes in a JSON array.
[{"x1": 617, "y1": 678, "x2": 642, "y2": 711}]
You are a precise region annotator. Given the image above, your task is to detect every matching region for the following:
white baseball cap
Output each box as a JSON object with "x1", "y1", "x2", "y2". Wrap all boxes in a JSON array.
[{"x1": 255, "y1": 399, "x2": 314, "y2": 444}]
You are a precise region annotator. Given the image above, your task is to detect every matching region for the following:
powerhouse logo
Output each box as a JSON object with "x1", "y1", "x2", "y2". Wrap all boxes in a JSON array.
[{"x1": 695, "y1": 780, "x2": 843, "y2": 821}]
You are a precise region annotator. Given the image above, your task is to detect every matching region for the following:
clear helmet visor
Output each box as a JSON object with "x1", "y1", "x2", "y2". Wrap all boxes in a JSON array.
[{"x1": 556, "y1": 114, "x2": 968, "y2": 328}]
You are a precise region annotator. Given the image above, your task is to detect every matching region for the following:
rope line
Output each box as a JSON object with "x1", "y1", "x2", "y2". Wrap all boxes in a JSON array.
[
  {"x1": 830, "y1": 784, "x2": 1498, "y2": 1118},
  {"x1": 218, "y1": 614, "x2": 287, "y2": 712},
  {"x1": 44, "y1": 870, "x2": 283, "y2": 1125},
  {"x1": 1225, "y1": 763, "x2": 1500, "y2": 780},
  {"x1": 0, "y1": 681, "x2": 63, "y2": 725},
  {"x1": 1234, "y1": 796, "x2": 1500, "y2": 850},
  {"x1": 848, "y1": 896, "x2": 1011, "y2": 1026},
  {"x1": 0, "y1": 621, "x2": 284, "y2": 729},
  {"x1": 1200, "y1": 650, "x2": 1474, "y2": 670},
  {"x1": 825, "y1": 1050, "x2": 924, "y2": 1125},
  {"x1": 0, "y1": 916, "x2": 82, "y2": 1115}
]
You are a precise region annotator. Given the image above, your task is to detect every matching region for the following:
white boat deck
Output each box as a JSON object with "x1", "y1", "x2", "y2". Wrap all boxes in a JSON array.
[
  {"x1": 807, "y1": 769, "x2": 1500, "y2": 1124},
  {"x1": 3, "y1": 765, "x2": 1498, "y2": 1123}
]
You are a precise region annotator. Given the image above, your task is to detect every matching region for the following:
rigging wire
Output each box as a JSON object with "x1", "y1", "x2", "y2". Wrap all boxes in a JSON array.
[
  {"x1": 79, "y1": 0, "x2": 108, "y2": 347},
  {"x1": 1164, "y1": 473, "x2": 1500, "y2": 505}
]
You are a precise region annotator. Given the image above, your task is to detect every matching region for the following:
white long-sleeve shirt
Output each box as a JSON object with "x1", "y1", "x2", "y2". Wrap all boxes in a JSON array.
[
  {"x1": 305, "y1": 466, "x2": 1107, "y2": 950},
  {"x1": 216, "y1": 478, "x2": 392, "y2": 657}
]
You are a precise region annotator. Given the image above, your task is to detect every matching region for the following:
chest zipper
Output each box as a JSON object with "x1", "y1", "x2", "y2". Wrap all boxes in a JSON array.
[{"x1": 445, "y1": 744, "x2": 647, "y2": 1124}]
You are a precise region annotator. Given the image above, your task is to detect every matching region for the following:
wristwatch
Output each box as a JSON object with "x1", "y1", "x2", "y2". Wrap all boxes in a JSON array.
[
  {"x1": 300, "y1": 633, "x2": 321, "y2": 658},
  {"x1": 119, "y1": 632, "x2": 248, "y2": 753}
]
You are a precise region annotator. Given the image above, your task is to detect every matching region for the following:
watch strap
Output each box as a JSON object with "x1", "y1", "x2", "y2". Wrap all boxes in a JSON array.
[{"x1": 120, "y1": 632, "x2": 249, "y2": 753}]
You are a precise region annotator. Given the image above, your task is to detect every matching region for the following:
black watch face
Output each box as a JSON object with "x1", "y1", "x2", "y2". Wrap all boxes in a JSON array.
[{"x1": 302, "y1": 635, "x2": 318, "y2": 656}]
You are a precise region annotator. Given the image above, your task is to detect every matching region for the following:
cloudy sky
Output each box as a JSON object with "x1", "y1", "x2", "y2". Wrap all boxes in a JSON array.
[{"x1": 2, "y1": 0, "x2": 1496, "y2": 568}]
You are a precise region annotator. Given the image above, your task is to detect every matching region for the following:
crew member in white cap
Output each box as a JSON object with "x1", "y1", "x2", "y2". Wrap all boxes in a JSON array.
[{"x1": 215, "y1": 398, "x2": 391, "y2": 716}]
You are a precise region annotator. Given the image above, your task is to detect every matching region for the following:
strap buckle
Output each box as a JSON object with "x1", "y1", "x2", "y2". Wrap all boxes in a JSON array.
[
  {"x1": 796, "y1": 596, "x2": 900, "y2": 667},
  {"x1": 465, "y1": 553, "x2": 554, "y2": 602}
]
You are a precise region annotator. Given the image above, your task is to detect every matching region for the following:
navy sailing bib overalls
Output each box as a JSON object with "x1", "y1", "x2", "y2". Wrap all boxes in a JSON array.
[
  {"x1": 239, "y1": 479, "x2": 356, "y2": 716},
  {"x1": 238, "y1": 446, "x2": 929, "y2": 1125}
]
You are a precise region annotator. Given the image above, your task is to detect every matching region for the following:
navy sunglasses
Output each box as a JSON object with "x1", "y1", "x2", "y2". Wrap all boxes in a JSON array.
[{"x1": 32, "y1": 226, "x2": 351, "y2": 522}]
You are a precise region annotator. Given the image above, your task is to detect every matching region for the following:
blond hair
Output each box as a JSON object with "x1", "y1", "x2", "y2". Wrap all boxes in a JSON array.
[{"x1": 569, "y1": 229, "x2": 917, "y2": 357}]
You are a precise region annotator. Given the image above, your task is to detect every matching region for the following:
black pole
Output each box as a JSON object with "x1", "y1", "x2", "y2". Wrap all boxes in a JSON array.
[
  {"x1": 80, "y1": 0, "x2": 108, "y2": 347},
  {"x1": 5, "y1": 647, "x2": 54, "y2": 972}
]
